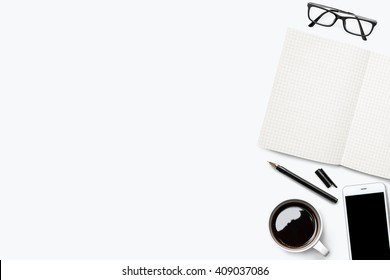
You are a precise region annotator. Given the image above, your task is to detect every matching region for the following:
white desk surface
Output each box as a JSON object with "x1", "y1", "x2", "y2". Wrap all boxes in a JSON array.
[{"x1": 1, "y1": 0, "x2": 390, "y2": 259}]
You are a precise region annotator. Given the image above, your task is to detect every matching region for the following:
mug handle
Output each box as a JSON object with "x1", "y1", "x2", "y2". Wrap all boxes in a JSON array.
[{"x1": 313, "y1": 240, "x2": 329, "y2": 256}]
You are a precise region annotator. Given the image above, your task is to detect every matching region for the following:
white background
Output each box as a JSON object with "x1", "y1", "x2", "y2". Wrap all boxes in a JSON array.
[
  {"x1": 3, "y1": 260, "x2": 390, "y2": 279},
  {"x1": 1, "y1": 0, "x2": 390, "y2": 260}
]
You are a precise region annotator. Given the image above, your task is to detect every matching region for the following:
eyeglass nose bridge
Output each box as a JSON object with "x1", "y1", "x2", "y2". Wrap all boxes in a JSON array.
[
  {"x1": 329, "y1": 13, "x2": 343, "y2": 26},
  {"x1": 326, "y1": 9, "x2": 356, "y2": 25}
]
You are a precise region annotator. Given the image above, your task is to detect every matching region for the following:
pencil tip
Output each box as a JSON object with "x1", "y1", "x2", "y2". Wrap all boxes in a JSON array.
[{"x1": 268, "y1": 161, "x2": 278, "y2": 169}]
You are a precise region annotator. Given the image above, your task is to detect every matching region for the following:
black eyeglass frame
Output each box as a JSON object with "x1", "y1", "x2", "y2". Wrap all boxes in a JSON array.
[{"x1": 307, "y1": 2, "x2": 377, "y2": 41}]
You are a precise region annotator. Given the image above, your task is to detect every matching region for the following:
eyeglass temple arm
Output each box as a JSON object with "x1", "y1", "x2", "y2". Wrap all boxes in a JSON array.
[
  {"x1": 310, "y1": 3, "x2": 336, "y2": 11},
  {"x1": 351, "y1": 14, "x2": 367, "y2": 41},
  {"x1": 309, "y1": 3, "x2": 376, "y2": 22},
  {"x1": 310, "y1": 3, "x2": 353, "y2": 16}
]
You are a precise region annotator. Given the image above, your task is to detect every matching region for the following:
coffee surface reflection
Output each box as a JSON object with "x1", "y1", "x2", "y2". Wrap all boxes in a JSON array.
[{"x1": 271, "y1": 202, "x2": 318, "y2": 249}]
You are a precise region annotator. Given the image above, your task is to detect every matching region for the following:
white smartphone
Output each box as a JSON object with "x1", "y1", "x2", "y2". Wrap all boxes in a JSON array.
[{"x1": 343, "y1": 183, "x2": 390, "y2": 260}]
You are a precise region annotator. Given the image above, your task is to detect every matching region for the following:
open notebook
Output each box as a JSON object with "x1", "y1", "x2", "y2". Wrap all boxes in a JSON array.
[{"x1": 260, "y1": 29, "x2": 390, "y2": 179}]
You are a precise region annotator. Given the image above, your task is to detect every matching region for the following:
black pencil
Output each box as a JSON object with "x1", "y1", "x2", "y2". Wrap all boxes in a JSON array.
[{"x1": 268, "y1": 162, "x2": 338, "y2": 203}]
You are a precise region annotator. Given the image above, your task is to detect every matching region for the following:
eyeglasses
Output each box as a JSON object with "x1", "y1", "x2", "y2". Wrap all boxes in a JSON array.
[{"x1": 307, "y1": 2, "x2": 377, "y2": 41}]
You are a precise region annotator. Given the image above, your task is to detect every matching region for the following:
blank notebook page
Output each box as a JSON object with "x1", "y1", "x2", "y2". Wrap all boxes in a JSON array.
[
  {"x1": 342, "y1": 53, "x2": 390, "y2": 179},
  {"x1": 260, "y1": 29, "x2": 369, "y2": 164}
]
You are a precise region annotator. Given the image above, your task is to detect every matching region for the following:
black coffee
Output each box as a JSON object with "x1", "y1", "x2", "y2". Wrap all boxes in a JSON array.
[{"x1": 270, "y1": 201, "x2": 319, "y2": 249}]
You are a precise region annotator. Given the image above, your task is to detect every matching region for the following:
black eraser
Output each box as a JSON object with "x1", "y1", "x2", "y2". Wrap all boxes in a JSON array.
[{"x1": 315, "y1": 168, "x2": 338, "y2": 188}]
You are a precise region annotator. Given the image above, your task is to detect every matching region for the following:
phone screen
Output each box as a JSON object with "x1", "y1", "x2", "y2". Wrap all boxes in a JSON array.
[{"x1": 346, "y1": 192, "x2": 390, "y2": 260}]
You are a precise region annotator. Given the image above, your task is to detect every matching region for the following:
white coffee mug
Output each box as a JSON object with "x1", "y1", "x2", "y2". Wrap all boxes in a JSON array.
[{"x1": 269, "y1": 199, "x2": 329, "y2": 256}]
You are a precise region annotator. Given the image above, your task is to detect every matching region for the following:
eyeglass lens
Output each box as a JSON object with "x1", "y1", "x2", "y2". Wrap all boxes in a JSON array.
[
  {"x1": 309, "y1": 6, "x2": 336, "y2": 26},
  {"x1": 344, "y1": 18, "x2": 373, "y2": 35}
]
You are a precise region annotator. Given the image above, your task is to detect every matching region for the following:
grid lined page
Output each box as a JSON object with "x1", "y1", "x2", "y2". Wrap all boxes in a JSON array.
[
  {"x1": 342, "y1": 53, "x2": 390, "y2": 179},
  {"x1": 260, "y1": 29, "x2": 370, "y2": 164}
]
